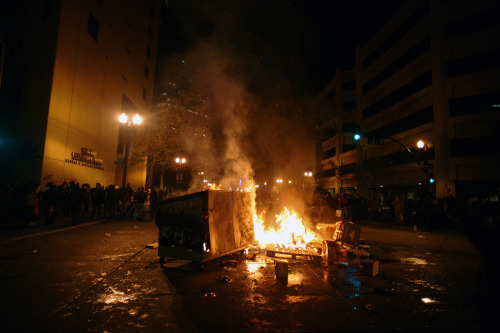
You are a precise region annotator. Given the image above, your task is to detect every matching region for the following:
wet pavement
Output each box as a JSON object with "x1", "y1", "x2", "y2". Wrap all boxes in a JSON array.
[{"x1": 0, "y1": 217, "x2": 488, "y2": 332}]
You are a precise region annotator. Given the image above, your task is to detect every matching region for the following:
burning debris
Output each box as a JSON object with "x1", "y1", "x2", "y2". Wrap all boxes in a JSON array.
[
  {"x1": 252, "y1": 202, "x2": 367, "y2": 265},
  {"x1": 156, "y1": 185, "x2": 370, "y2": 268}
]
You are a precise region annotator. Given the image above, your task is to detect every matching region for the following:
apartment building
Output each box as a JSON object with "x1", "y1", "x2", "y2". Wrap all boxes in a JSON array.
[
  {"x1": 0, "y1": 0, "x2": 161, "y2": 188},
  {"x1": 317, "y1": 0, "x2": 500, "y2": 201}
]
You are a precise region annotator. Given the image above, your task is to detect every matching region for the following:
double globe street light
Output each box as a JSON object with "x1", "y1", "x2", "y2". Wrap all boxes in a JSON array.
[{"x1": 119, "y1": 113, "x2": 142, "y2": 187}]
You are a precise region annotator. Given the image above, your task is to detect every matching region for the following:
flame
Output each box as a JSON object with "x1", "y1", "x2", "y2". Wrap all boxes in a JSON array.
[
  {"x1": 209, "y1": 183, "x2": 221, "y2": 190},
  {"x1": 253, "y1": 207, "x2": 316, "y2": 249}
]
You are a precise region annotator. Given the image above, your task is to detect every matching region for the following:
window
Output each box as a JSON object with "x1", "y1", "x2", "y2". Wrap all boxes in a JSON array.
[
  {"x1": 88, "y1": 12, "x2": 99, "y2": 41},
  {"x1": 368, "y1": 106, "x2": 433, "y2": 139},
  {"x1": 449, "y1": 91, "x2": 500, "y2": 116},
  {"x1": 342, "y1": 144, "x2": 357, "y2": 153},
  {"x1": 176, "y1": 174, "x2": 184, "y2": 185},
  {"x1": 446, "y1": 6, "x2": 500, "y2": 39},
  {"x1": 447, "y1": 49, "x2": 500, "y2": 77},
  {"x1": 363, "y1": 71, "x2": 432, "y2": 119},
  {"x1": 363, "y1": 37, "x2": 430, "y2": 95},
  {"x1": 362, "y1": 3, "x2": 428, "y2": 69},
  {"x1": 323, "y1": 148, "x2": 336, "y2": 159},
  {"x1": 144, "y1": 65, "x2": 149, "y2": 79}
]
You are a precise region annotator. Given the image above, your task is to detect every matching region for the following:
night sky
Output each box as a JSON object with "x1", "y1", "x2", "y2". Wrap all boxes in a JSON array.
[{"x1": 159, "y1": 0, "x2": 405, "y2": 96}]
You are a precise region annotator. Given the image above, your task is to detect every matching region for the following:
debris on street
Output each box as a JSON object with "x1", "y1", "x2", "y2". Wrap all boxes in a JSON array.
[{"x1": 360, "y1": 259, "x2": 380, "y2": 277}]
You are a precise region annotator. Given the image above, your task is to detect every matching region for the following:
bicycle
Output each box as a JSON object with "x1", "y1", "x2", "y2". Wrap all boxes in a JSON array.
[{"x1": 126, "y1": 201, "x2": 148, "y2": 220}]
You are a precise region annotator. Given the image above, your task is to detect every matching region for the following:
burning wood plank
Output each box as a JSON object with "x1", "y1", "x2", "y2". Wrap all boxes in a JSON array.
[{"x1": 265, "y1": 244, "x2": 322, "y2": 262}]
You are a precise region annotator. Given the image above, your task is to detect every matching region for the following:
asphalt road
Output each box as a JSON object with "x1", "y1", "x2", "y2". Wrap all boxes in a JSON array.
[{"x1": 0, "y1": 217, "x2": 487, "y2": 332}]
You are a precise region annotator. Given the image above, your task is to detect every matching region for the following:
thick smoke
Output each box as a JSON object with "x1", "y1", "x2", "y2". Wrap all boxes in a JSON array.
[{"x1": 166, "y1": 40, "x2": 256, "y2": 193}]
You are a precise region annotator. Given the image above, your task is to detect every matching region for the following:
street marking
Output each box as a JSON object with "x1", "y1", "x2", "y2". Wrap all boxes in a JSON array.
[{"x1": 0, "y1": 221, "x2": 102, "y2": 244}]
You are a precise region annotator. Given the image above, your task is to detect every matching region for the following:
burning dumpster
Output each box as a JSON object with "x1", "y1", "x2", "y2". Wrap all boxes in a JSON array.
[{"x1": 155, "y1": 190, "x2": 255, "y2": 263}]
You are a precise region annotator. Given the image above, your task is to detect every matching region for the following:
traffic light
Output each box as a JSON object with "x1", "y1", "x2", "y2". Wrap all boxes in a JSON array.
[
  {"x1": 429, "y1": 173, "x2": 435, "y2": 183},
  {"x1": 353, "y1": 127, "x2": 361, "y2": 141}
]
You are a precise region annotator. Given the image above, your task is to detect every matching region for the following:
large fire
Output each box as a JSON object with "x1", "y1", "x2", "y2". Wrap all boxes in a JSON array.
[{"x1": 253, "y1": 207, "x2": 317, "y2": 250}]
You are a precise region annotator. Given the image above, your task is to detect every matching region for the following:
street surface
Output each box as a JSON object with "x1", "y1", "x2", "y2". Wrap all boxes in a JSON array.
[{"x1": 0, "y1": 217, "x2": 486, "y2": 332}]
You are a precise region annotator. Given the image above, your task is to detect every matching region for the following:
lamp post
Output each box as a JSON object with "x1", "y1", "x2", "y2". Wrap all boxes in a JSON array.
[
  {"x1": 417, "y1": 140, "x2": 434, "y2": 197},
  {"x1": 174, "y1": 157, "x2": 187, "y2": 188},
  {"x1": 119, "y1": 113, "x2": 142, "y2": 188},
  {"x1": 304, "y1": 171, "x2": 312, "y2": 191},
  {"x1": 354, "y1": 130, "x2": 436, "y2": 198}
]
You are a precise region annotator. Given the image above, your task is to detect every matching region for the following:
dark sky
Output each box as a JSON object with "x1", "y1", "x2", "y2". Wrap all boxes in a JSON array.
[{"x1": 159, "y1": 0, "x2": 405, "y2": 96}]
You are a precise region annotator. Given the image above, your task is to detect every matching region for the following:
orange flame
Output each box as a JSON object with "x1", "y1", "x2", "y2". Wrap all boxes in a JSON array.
[
  {"x1": 253, "y1": 207, "x2": 316, "y2": 249},
  {"x1": 209, "y1": 183, "x2": 221, "y2": 190}
]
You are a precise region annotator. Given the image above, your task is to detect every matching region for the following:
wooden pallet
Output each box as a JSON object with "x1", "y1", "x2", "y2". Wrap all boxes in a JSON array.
[{"x1": 266, "y1": 247, "x2": 323, "y2": 262}]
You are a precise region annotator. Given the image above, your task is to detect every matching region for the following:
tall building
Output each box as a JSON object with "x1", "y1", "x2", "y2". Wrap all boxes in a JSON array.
[
  {"x1": 317, "y1": 0, "x2": 500, "y2": 201},
  {"x1": 0, "y1": 0, "x2": 161, "y2": 188},
  {"x1": 150, "y1": 54, "x2": 215, "y2": 190}
]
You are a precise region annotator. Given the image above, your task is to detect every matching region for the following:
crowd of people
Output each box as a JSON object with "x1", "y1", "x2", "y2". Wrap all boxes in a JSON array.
[
  {"x1": 0, "y1": 180, "x2": 169, "y2": 226},
  {"x1": 2, "y1": 180, "x2": 498, "y2": 233},
  {"x1": 310, "y1": 190, "x2": 500, "y2": 232}
]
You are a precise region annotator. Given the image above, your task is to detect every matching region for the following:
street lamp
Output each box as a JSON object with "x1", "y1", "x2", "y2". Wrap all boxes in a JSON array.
[
  {"x1": 119, "y1": 113, "x2": 142, "y2": 188},
  {"x1": 304, "y1": 171, "x2": 313, "y2": 190},
  {"x1": 175, "y1": 157, "x2": 186, "y2": 164},
  {"x1": 417, "y1": 139, "x2": 434, "y2": 197}
]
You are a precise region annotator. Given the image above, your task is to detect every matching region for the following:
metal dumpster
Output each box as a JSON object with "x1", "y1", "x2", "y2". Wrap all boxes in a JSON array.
[{"x1": 155, "y1": 190, "x2": 255, "y2": 262}]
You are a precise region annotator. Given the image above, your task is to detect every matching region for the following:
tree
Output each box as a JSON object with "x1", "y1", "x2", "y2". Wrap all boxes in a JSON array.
[{"x1": 131, "y1": 89, "x2": 212, "y2": 187}]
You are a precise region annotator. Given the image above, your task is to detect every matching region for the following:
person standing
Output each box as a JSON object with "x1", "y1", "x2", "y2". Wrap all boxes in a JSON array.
[
  {"x1": 392, "y1": 197, "x2": 404, "y2": 224},
  {"x1": 68, "y1": 182, "x2": 83, "y2": 224},
  {"x1": 149, "y1": 187, "x2": 158, "y2": 217},
  {"x1": 134, "y1": 188, "x2": 147, "y2": 220},
  {"x1": 43, "y1": 183, "x2": 59, "y2": 225},
  {"x1": 25, "y1": 183, "x2": 40, "y2": 225},
  {"x1": 105, "y1": 185, "x2": 117, "y2": 219},
  {"x1": 91, "y1": 183, "x2": 105, "y2": 220},
  {"x1": 81, "y1": 183, "x2": 91, "y2": 218}
]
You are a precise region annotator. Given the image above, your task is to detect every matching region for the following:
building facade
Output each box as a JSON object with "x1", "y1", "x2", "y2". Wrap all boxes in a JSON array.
[
  {"x1": 317, "y1": 0, "x2": 500, "y2": 202},
  {"x1": 0, "y1": 0, "x2": 161, "y2": 188}
]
